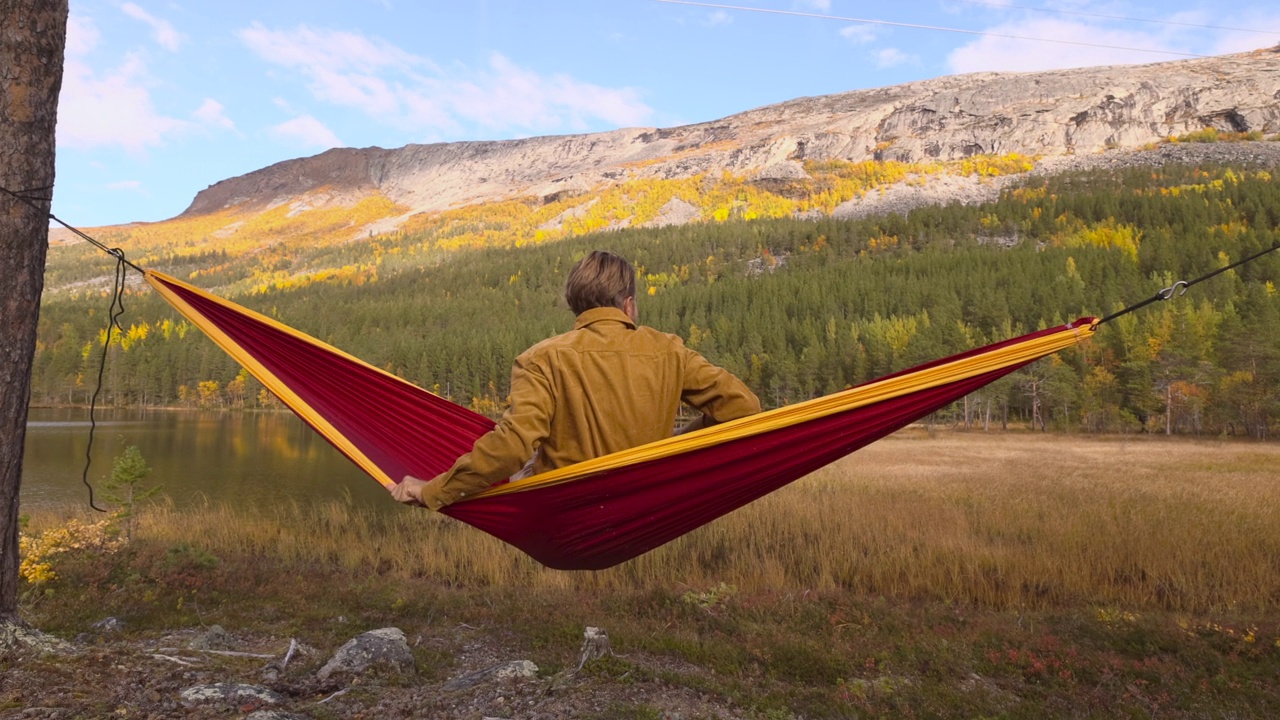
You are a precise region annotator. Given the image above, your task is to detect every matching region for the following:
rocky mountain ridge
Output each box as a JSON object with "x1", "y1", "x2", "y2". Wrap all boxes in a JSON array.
[{"x1": 183, "y1": 46, "x2": 1280, "y2": 224}]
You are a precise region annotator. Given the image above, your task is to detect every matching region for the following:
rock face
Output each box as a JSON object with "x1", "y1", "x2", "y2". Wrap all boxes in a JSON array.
[{"x1": 182, "y1": 47, "x2": 1280, "y2": 221}]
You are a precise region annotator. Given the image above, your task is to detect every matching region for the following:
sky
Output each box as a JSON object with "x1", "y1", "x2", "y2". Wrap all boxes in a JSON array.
[{"x1": 52, "y1": 0, "x2": 1280, "y2": 226}]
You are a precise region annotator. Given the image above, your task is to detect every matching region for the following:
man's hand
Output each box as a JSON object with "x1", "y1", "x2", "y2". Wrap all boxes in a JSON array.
[
  {"x1": 675, "y1": 413, "x2": 718, "y2": 436},
  {"x1": 391, "y1": 475, "x2": 429, "y2": 507}
]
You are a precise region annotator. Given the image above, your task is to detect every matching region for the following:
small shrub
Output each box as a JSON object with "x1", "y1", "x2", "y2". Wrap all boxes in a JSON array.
[
  {"x1": 164, "y1": 542, "x2": 220, "y2": 571},
  {"x1": 681, "y1": 582, "x2": 738, "y2": 613},
  {"x1": 18, "y1": 519, "x2": 126, "y2": 586},
  {"x1": 1180, "y1": 127, "x2": 1220, "y2": 143},
  {"x1": 155, "y1": 542, "x2": 221, "y2": 591},
  {"x1": 103, "y1": 444, "x2": 160, "y2": 541}
]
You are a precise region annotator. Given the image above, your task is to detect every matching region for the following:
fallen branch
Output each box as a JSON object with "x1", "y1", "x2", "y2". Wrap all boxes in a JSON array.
[
  {"x1": 152, "y1": 654, "x2": 199, "y2": 666},
  {"x1": 318, "y1": 688, "x2": 350, "y2": 704},
  {"x1": 196, "y1": 649, "x2": 276, "y2": 659},
  {"x1": 282, "y1": 638, "x2": 298, "y2": 669}
]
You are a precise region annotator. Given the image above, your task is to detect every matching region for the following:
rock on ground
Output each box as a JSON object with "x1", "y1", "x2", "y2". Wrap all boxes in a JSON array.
[
  {"x1": 0, "y1": 621, "x2": 74, "y2": 655},
  {"x1": 246, "y1": 711, "x2": 312, "y2": 720},
  {"x1": 317, "y1": 626, "x2": 415, "y2": 680},
  {"x1": 187, "y1": 623, "x2": 235, "y2": 650},
  {"x1": 179, "y1": 682, "x2": 285, "y2": 705},
  {"x1": 443, "y1": 660, "x2": 540, "y2": 691}
]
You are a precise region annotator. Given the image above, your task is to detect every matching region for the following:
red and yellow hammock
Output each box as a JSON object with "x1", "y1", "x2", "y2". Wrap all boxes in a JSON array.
[{"x1": 145, "y1": 270, "x2": 1096, "y2": 570}]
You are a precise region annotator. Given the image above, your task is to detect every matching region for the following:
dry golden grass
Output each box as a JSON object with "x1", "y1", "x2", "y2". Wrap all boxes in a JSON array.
[{"x1": 24, "y1": 431, "x2": 1280, "y2": 612}]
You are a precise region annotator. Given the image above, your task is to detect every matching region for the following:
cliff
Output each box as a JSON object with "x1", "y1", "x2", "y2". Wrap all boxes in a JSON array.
[{"x1": 182, "y1": 46, "x2": 1280, "y2": 220}]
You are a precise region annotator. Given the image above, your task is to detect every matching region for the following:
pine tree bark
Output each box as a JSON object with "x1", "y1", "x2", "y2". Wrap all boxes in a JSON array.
[{"x1": 1, "y1": 0, "x2": 68, "y2": 624}]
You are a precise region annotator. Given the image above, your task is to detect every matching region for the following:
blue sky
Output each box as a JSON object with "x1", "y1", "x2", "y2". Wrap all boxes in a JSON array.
[{"x1": 54, "y1": 0, "x2": 1280, "y2": 226}]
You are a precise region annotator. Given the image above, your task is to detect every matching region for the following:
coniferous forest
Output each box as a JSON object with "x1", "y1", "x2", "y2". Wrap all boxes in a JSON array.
[{"x1": 31, "y1": 163, "x2": 1280, "y2": 438}]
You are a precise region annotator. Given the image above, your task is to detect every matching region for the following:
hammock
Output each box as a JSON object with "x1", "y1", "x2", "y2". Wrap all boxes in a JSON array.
[{"x1": 145, "y1": 270, "x2": 1096, "y2": 570}]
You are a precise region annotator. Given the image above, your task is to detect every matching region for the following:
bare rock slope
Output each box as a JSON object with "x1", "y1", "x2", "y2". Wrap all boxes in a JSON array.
[{"x1": 183, "y1": 46, "x2": 1280, "y2": 219}]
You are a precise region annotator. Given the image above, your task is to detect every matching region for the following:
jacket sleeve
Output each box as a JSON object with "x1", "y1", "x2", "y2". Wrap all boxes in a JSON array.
[
  {"x1": 679, "y1": 343, "x2": 761, "y2": 423},
  {"x1": 418, "y1": 354, "x2": 555, "y2": 511}
]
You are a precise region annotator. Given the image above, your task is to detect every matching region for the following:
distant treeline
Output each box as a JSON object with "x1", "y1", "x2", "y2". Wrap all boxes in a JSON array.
[{"x1": 32, "y1": 164, "x2": 1280, "y2": 438}]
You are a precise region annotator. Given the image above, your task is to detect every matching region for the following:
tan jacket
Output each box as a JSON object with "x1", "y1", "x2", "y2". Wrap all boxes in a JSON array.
[{"x1": 419, "y1": 307, "x2": 760, "y2": 510}]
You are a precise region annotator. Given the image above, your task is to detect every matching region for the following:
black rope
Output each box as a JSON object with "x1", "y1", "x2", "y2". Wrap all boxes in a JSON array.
[
  {"x1": 1, "y1": 183, "x2": 146, "y2": 274},
  {"x1": 78, "y1": 255, "x2": 132, "y2": 513},
  {"x1": 1096, "y1": 241, "x2": 1280, "y2": 326},
  {"x1": 2, "y1": 184, "x2": 147, "y2": 512},
  {"x1": 5, "y1": 180, "x2": 1279, "y2": 500}
]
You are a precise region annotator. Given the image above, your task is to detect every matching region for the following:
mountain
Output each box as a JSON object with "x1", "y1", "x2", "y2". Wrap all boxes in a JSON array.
[
  {"x1": 34, "y1": 50, "x2": 1280, "y2": 431},
  {"x1": 42, "y1": 45, "x2": 1280, "y2": 300},
  {"x1": 183, "y1": 45, "x2": 1280, "y2": 223}
]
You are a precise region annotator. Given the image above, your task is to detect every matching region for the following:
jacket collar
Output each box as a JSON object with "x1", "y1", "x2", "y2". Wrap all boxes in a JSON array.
[{"x1": 574, "y1": 306, "x2": 636, "y2": 331}]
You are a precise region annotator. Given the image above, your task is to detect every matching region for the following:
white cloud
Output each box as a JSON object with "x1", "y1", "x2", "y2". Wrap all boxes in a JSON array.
[
  {"x1": 308, "y1": 66, "x2": 403, "y2": 114},
  {"x1": 239, "y1": 24, "x2": 653, "y2": 137},
  {"x1": 874, "y1": 48, "x2": 915, "y2": 68},
  {"x1": 1208, "y1": 11, "x2": 1280, "y2": 55},
  {"x1": 270, "y1": 115, "x2": 343, "y2": 149},
  {"x1": 107, "y1": 180, "x2": 142, "y2": 191},
  {"x1": 705, "y1": 10, "x2": 732, "y2": 27},
  {"x1": 120, "y1": 3, "x2": 185, "y2": 52},
  {"x1": 193, "y1": 99, "x2": 235, "y2": 130},
  {"x1": 58, "y1": 17, "x2": 190, "y2": 153},
  {"x1": 66, "y1": 14, "x2": 100, "y2": 55},
  {"x1": 946, "y1": 18, "x2": 1190, "y2": 73},
  {"x1": 239, "y1": 22, "x2": 426, "y2": 75},
  {"x1": 444, "y1": 53, "x2": 652, "y2": 132},
  {"x1": 840, "y1": 24, "x2": 879, "y2": 44},
  {"x1": 940, "y1": 0, "x2": 1012, "y2": 11},
  {"x1": 795, "y1": 0, "x2": 831, "y2": 10}
]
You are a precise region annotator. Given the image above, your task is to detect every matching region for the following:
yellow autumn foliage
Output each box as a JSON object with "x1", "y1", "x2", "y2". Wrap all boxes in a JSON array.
[
  {"x1": 1055, "y1": 220, "x2": 1142, "y2": 262},
  {"x1": 47, "y1": 153, "x2": 1041, "y2": 297},
  {"x1": 19, "y1": 518, "x2": 126, "y2": 585}
]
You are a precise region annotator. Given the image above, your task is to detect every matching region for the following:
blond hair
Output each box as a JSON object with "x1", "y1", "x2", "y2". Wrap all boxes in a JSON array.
[{"x1": 564, "y1": 250, "x2": 636, "y2": 315}]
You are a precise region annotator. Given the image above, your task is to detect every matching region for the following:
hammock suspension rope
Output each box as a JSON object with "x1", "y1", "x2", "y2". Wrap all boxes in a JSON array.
[
  {"x1": 1095, "y1": 241, "x2": 1280, "y2": 325},
  {"x1": 1, "y1": 184, "x2": 145, "y2": 511},
  {"x1": 7, "y1": 182, "x2": 1279, "y2": 566}
]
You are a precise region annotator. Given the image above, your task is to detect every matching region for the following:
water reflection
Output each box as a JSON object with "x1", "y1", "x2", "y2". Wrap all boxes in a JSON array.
[{"x1": 22, "y1": 408, "x2": 390, "y2": 510}]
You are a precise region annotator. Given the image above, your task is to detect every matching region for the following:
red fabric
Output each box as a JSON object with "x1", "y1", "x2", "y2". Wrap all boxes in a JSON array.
[
  {"x1": 445, "y1": 325, "x2": 1078, "y2": 569},
  {"x1": 157, "y1": 277, "x2": 494, "y2": 480},
  {"x1": 155, "y1": 275, "x2": 1088, "y2": 570}
]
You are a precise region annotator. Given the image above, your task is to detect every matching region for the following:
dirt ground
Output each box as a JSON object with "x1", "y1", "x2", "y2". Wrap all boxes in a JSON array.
[{"x1": 2, "y1": 622, "x2": 747, "y2": 720}]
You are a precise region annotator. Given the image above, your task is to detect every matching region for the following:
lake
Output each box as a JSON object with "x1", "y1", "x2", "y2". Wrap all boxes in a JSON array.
[{"x1": 21, "y1": 407, "x2": 392, "y2": 511}]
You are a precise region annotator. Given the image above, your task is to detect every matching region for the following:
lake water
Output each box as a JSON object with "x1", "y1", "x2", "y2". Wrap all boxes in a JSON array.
[{"x1": 21, "y1": 407, "x2": 392, "y2": 511}]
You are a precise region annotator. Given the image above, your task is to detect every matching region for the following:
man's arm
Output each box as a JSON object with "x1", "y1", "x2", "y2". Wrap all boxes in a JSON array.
[
  {"x1": 398, "y1": 355, "x2": 555, "y2": 511},
  {"x1": 680, "y1": 345, "x2": 761, "y2": 423}
]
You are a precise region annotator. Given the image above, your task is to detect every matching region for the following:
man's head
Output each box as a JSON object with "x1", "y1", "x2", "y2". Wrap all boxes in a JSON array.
[{"x1": 565, "y1": 250, "x2": 638, "y2": 321}]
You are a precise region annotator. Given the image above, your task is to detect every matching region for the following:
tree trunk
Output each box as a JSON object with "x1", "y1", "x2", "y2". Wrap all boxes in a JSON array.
[{"x1": 0, "y1": 0, "x2": 68, "y2": 624}]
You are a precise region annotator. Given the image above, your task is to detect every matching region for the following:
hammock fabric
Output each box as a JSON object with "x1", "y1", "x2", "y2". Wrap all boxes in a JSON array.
[{"x1": 145, "y1": 270, "x2": 1096, "y2": 570}]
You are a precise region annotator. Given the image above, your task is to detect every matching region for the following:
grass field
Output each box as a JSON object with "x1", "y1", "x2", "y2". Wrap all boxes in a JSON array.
[{"x1": 14, "y1": 431, "x2": 1280, "y2": 718}]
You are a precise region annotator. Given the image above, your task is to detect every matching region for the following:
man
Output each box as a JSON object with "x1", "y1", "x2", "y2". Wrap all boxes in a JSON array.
[{"x1": 393, "y1": 250, "x2": 760, "y2": 510}]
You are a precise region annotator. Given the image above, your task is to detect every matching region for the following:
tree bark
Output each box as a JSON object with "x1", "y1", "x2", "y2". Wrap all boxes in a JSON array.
[{"x1": 1, "y1": 0, "x2": 68, "y2": 623}]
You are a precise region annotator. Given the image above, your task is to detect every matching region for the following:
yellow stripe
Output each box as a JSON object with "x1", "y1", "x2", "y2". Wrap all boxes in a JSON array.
[
  {"x1": 471, "y1": 321, "x2": 1093, "y2": 499},
  {"x1": 144, "y1": 271, "x2": 397, "y2": 489},
  {"x1": 145, "y1": 268, "x2": 1092, "y2": 501}
]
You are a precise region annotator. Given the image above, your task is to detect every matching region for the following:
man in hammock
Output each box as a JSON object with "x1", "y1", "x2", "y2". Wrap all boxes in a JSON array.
[{"x1": 392, "y1": 250, "x2": 761, "y2": 510}]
